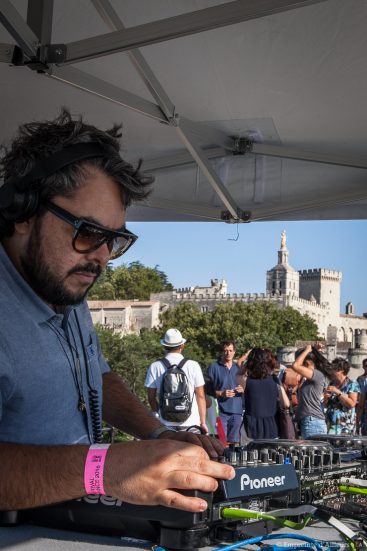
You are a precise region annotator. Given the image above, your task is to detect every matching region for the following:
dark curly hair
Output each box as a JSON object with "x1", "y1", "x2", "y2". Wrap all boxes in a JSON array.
[
  {"x1": 246, "y1": 348, "x2": 278, "y2": 379},
  {"x1": 0, "y1": 108, "x2": 153, "y2": 237},
  {"x1": 220, "y1": 340, "x2": 236, "y2": 351},
  {"x1": 331, "y1": 357, "x2": 350, "y2": 376},
  {"x1": 295, "y1": 346, "x2": 332, "y2": 377}
]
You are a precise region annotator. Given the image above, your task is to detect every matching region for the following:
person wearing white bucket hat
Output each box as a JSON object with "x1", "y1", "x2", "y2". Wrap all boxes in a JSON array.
[
  {"x1": 145, "y1": 328, "x2": 208, "y2": 434},
  {"x1": 160, "y1": 328, "x2": 186, "y2": 347}
]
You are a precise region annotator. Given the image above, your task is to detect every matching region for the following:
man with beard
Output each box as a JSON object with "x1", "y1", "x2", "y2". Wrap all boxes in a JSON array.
[{"x1": 0, "y1": 110, "x2": 232, "y2": 514}]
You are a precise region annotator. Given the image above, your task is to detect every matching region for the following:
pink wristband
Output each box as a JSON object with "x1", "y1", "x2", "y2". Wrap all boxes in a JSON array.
[{"x1": 84, "y1": 444, "x2": 110, "y2": 495}]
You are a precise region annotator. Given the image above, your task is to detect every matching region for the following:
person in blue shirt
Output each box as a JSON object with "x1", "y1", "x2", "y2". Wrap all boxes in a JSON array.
[
  {"x1": 0, "y1": 109, "x2": 232, "y2": 513},
  {"x1": 207, "y1": 340, "x2": 244, "y2": 445}
]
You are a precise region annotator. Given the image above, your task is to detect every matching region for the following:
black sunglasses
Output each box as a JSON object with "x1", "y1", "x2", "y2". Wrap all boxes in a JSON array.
[{"x1": 44, "y1": 201, "x2": 138, "y2": 260}]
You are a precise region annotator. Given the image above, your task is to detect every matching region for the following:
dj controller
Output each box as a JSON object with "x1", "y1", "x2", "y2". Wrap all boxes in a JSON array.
[{"x1": 1, "y1": 435, "x2": 367, "y2": 550}]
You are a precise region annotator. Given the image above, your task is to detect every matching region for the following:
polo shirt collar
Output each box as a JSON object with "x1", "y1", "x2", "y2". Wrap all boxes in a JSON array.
[
  {"x1": 218, "y1": 359, "x2": 235, "y2": 368},
  {"x1": 0, "y1": 243, "x2": 75, "y2": 323}
]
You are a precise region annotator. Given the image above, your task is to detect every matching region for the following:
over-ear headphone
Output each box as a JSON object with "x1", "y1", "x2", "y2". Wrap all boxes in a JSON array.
[{"x1": 0, "y1": 142, "x2": 118, "y2": 223}]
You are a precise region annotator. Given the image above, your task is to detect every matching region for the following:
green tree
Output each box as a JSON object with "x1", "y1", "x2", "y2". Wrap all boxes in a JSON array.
[
  {"x1": 159, "y1": 302, "x2": 209, "y2": 364},
  {"x1": 96, "y1": 325, "x2": 162, "y2": 404},
  {"x1": 160, "y1": 301, "x2": 319, "y2": 365},
  {"x1": 88, "y1": 261, "x2": 173, "y2": 300},
  {"x1": 276, "y1": 306, "x2": 319, "y2": 345},
  {"x1": 88, "y1": 262, "x2": 115, "y2": 299}
]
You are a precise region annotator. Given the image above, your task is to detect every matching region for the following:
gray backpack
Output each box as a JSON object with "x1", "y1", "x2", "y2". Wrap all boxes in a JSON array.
[{"x1": 159, "y1": 358, "x2": 192, "y2": 422}]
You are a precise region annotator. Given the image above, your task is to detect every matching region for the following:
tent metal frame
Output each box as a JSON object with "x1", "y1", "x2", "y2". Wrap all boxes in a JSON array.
[{"x1": 1, "y1": 0, "x2": 365, "y2": 223}]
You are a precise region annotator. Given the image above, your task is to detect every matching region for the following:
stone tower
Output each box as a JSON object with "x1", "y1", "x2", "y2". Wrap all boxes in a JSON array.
[
  {"x1": 298, "y1": 268, "x2": 342, "y2": 319},
  {"x1": 266, "y1": 231, "x2": 299, "y2": 297}
]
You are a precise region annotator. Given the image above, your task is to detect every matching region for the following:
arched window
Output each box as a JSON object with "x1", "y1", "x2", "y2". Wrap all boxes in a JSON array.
[{"x1": 346, "y1": 302, "x2": 355, "y2": 315}]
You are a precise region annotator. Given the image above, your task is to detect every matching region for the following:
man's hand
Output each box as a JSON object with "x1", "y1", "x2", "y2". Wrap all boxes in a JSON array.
[
  {"x1": 235, "y1": 385, "x2": 244, "y2": 394},
  {"x1": 105, "y1": 439, "x2": 234, "y2": 512},
  {"x1": 159, "y1": 429, "x2": 224, "y2": 458}
]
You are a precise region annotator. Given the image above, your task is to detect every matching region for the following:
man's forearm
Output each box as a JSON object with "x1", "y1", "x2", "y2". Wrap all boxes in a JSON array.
[
  {"x1": 0, "y1": 442, "x2": 87, "y2": 510},
  {"x1": 102, "y1": 371, "x2": 162, "y2": 439},
  {"x1": 0, "y1": 438, "x2": 233, "y2": 513}
]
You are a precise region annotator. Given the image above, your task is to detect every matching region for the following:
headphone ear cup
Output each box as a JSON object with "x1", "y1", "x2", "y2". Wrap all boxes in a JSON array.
[{"x1": 3, "y1": 190, "x2": 39, "y2": 222}]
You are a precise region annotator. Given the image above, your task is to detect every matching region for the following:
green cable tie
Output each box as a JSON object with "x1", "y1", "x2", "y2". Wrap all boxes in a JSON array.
[
  {"x1": 339, "y1": 485, "x2": 367, "y2": 495},
  {"x1": 221, "y1": 508, "x2": 313, "y2": 530}
]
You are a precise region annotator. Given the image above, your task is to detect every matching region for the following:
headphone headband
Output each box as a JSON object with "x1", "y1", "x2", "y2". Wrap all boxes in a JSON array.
[{"x1": 0, "y1": 142, "x2": 118, "y2": 209}]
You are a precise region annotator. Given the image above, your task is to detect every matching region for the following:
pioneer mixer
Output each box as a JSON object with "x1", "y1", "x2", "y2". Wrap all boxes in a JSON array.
[
  {"x1": 1, "y1": 438, "x2": 366, "y2": 550},
  {"x1": 245, "y1": 439, "x2": 367, "y2": 509}
]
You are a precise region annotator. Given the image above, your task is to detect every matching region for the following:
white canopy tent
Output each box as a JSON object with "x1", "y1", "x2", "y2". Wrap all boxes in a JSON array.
[{"x1": 1, "y1": 0, "x2": 366, "y2": 223}]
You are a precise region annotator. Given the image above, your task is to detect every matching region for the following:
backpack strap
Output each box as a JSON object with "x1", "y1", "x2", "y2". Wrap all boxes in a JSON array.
[
  {"x1": 177, "y1": 358, "x2": 188, "y2": 370},
  {"x1": 160, "y1": 357, "x2": 172, "y2": 370},
  {"x1": 160, "y1": 357, "x2": 188, "y2": 370}
]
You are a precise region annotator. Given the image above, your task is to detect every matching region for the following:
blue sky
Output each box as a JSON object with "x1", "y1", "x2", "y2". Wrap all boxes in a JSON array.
[{"x1": 116, "y1": 220, "x2": 366, "y2": 316}]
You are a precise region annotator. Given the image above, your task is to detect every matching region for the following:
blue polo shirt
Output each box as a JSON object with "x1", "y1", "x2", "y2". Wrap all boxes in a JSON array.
[
  {"x1": 207, "y1": 360, "x2": 243, "y2": 415},
  {"x1": 0, "y1": 244, "x2": 109, "y2": 445}
]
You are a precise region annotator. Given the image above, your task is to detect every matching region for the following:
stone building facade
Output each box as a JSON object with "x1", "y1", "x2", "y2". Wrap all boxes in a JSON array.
[{"x1": 87, "y1": 300, "x2": 160, "y2": 335}]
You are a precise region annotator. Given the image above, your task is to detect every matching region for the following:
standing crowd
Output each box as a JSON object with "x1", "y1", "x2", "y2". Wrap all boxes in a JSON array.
[{"x1": 146, "y1": 331, "x2": 367, "y2": 443}]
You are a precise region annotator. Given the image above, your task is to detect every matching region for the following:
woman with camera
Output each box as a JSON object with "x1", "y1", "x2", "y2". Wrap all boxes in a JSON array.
[{"x1": 324, "y1": 358, "x2": 360, "y2": 435}]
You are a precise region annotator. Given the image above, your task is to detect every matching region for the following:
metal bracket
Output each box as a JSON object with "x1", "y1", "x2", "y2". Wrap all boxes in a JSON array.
[
  {"x1": 168, "y1": 112, "x2": 180, "y2": 127},
  {"x1": 221, "y1": 209, "x2": 251, "y2": 223},
  {"x1": 0, "y1": 43, "x2": 23, "y2": 65},
  {"x1": 10, "y1": 43, "x2": 67, "y2": 72},
  {"x1": 38, "y1": 43, "x2": 67, "y2": 64},
  {"x1": 232, "y1": 137, "x2": 254, "y2": 155}
]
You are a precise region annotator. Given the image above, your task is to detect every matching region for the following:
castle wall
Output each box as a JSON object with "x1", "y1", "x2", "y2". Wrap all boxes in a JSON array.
[
  {"x1": 284, "y1": 295, "x2": 329, "y2": 338},
  {"x1": 152, "y1": 291, "x2": 285, "y2": 313},
  {"x1": 299, "y1": 268, "x2": 342, "y2": 319},
  {"x1": 337, "y1": 316, "x2": 367, "y2": 348},
  {"x1": 88, "y1": 300, "x2": 160, "y2": 335}
]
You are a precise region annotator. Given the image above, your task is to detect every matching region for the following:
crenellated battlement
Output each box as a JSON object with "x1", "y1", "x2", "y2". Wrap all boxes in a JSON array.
[
  {"x1": 299, "y1": 268, "x2": 342, "y2": 280},
  {"x1": 176, "y1": 286, "x2": 195, "y2": 293},
  {"x1": 286, "y1": 295, "x2": 328, "y2": 310},
  {"x1": 170, "y1": 291, "x2": 285, "y2": 303},
  {"x1": 175, "y1": 279, "x2": 228, "y2": 297}
]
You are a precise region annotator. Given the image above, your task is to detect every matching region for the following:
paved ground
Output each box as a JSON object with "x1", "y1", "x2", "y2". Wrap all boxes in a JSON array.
[{"x1": 0, "y1": 521, "x2": 355, "y2": 550}]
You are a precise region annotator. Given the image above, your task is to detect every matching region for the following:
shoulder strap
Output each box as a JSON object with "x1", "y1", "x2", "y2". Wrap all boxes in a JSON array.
[
  {"x1": 160, "y1": 357, "x2": 171, "y2": 370},
  {"x1": 161, "y1": 357, "x2": 188, "y2": 370},
  {"x1": 177, "y1": 358, "x2": 188, "y2": 370}
]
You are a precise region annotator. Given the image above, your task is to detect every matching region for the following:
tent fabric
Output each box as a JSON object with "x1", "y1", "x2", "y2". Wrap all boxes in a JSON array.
[{"x1": 1, "y1": 0, "x2": 366, "y2": 222}]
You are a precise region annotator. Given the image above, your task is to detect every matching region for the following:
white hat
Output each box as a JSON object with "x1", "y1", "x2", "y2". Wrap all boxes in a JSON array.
[{"x1": 160, "y1": 328, "x2": 186, "y2": 347}]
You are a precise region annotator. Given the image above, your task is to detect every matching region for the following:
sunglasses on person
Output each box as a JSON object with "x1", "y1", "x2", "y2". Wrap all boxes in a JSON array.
[{"x1": 44, "y1": 201, "x2": 138, "y2": 260}]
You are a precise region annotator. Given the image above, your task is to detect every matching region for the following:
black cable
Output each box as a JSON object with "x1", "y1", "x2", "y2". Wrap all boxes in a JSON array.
[
  {"x1": 75, "y1": 311, "x2": 103, "y2": 444},
  {"x1": 184, "y1": 425, "x2": 206, "y2": 434},
  {"x1": 47, "y1": 318, "x2": 86, "y2": 413}
]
